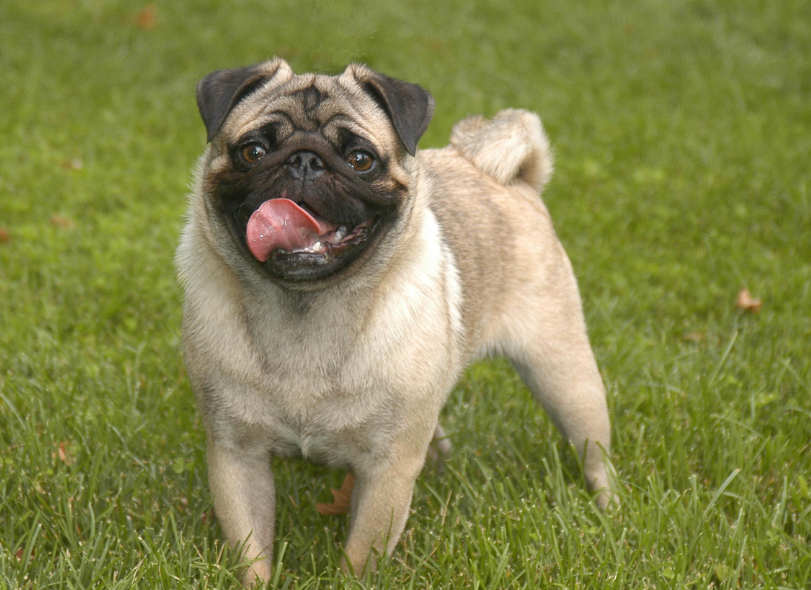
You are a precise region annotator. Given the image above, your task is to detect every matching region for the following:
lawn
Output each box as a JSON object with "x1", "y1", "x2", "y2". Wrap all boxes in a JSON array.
[{"x1": 1, "y1": 0, "x2": 810, "y2": 588}]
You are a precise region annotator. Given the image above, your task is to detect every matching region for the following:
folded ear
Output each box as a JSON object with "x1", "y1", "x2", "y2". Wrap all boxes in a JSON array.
[
  {"x1": 356, "y1": 68, "x2": 435, "y2": 156},
  {"x1": 196, "y1": 60, "x2": 288, "y2": 142}
]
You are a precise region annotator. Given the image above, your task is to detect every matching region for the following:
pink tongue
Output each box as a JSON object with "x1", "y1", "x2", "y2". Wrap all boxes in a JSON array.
[{"x1": 246, "y1": 199, "x2": 337, "y2": 262}]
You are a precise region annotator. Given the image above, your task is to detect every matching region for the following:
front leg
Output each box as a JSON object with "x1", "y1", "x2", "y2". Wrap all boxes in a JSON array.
[
  {"x1": 342, "y1": 453, "x2": 427, "y2": 575},
  {"x1": 207, "y1": 439, "x2": 275, "y2": 586}
]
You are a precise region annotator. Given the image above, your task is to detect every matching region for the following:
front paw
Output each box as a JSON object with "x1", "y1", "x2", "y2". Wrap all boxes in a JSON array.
[
  {"x1": 340, "y1": 548, "x2": 377, "y2": 577},
  {"x1": 240, "y1": 560, "x2": 271, "y2": 588}
]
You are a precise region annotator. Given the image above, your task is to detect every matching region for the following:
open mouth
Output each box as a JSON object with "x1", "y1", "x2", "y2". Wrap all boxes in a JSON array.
[{"x1": 244, "y1": 198, "x2": 381, "y2": 264}]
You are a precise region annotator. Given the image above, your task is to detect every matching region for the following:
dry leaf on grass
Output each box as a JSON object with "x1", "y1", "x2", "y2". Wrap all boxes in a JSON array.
[
  {"x1": 200, "y1": 509, "x2": 214, "y2": 524},
  {"x1": 50, "y1": 215, "x2": 75, "y2": 229},
  {"x1": 315, "y1": 472, "x2": 354, "y2": 515},
  {"x1": 60, "y1": 158, "x2": 84, "y2": 171},
  {"x1": 135, "y1": 4, "x2": 158, "y2": 30},
  {"x1": 0, "y1": 228, "x2": 9, "y2": 243},
  {"x1": 55, "y1": 441, "x2": 73, "y2": 465},
  {"x1": 735, "y1": 288, "x2": 762, "y2": 313}
]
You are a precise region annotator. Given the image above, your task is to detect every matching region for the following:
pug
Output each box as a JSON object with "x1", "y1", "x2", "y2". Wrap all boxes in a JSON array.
[{"x1": 176, "y1": 57, "x2": 617, "y2": 585}]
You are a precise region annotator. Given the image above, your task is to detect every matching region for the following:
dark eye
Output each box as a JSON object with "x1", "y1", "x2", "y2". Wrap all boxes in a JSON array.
[
  {"x1": 347, "y1": 151, "x2": 374, "y2": 172},
  {"x1": 241, "y1": 143, "x2": 267, "y2": 165}
]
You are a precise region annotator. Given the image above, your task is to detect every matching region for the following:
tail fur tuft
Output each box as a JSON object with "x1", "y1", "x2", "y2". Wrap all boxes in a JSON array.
[{"x1": 450, "y1": 109, "x2": 553, "y2": 192}]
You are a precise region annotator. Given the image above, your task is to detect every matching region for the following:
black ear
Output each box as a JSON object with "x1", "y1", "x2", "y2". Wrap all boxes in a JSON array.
[
  {"x1": 361, "y1": 70, "x2": 435, "y2": 156},
  {"x1": 196, "y1": 65, "x2": 272, "y2": 143}
]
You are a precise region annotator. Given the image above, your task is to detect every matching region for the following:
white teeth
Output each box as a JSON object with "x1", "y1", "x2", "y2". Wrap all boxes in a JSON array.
[
  {"x1": 329, "y1": 225, "x2": 346, "y2": 245},
  {"x1": 291, "y1": 241, "x2": 327, "y2": 254}
]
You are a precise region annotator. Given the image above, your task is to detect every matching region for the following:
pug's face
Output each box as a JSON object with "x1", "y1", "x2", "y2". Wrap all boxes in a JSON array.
[{"x1": 195, "y1": 59, "x2": 434, "y2": 284}]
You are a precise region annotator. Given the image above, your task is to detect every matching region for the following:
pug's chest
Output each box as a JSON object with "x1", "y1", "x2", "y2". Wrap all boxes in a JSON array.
[
  {"x1": 237, "y1": 346, "x2": 401, "y2": 464},
  {"x1": 251, "y1": 381, "x2": 399, "y2": 468},
  {"x1": 264, "y1": 416, "x2": 387, "y2": 468},
  {"x1": 211, "y1": 275, "x2": 456, "y2": 462}
]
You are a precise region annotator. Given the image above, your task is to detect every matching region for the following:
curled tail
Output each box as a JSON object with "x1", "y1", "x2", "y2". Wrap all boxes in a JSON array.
[{"x1": 450, "y1": 109, "x2": 554, "y2": 192}]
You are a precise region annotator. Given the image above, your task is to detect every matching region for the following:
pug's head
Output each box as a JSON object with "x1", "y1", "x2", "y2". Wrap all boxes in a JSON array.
[{"x1": 194, "y1": 58, "x2": 434, "y2": 286}]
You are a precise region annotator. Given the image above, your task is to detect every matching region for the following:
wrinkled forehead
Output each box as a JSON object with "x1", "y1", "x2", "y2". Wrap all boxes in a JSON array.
[{"x1": 220, "y1": 71, "x2": 396, "y2": 152}]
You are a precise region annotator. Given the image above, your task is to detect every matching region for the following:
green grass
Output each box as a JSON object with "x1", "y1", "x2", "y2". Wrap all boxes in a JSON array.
[{"x1": 1, "y1": 0, "x2": 810, "y2": 587}]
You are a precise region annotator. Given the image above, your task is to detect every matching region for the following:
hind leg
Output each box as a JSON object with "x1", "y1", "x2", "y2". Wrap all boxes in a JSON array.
[
  {"x1": 425, "y1": 424, "x2": 452, "y2": 470},
  {"x1": 505, "y1": 313, "x2": 618, "y2": 509}
]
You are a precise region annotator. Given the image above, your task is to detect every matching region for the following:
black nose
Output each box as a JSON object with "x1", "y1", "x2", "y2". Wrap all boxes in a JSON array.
[{"x1": 286, "y1": 151, "x2": 325, "y2": 181}]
